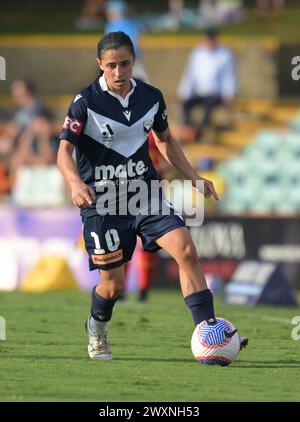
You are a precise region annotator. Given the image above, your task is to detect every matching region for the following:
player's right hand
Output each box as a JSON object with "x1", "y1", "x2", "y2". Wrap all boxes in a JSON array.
[{"x1": 70, "y1": 181, "x2": 95, "y2": 208}]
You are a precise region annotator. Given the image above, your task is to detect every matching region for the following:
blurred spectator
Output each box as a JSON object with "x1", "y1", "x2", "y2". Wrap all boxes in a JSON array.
[
  {"x1": 0, "y1": 80, "x2": 48, "y2": 194},
  {"x1": 105, "y1": 0, "x2": 149, "y2": 81},
  {"x1": 198, "y1": 0, "x2": 217, "y2": 23},
  {"x1": 205, "y1": 1, "x2": 244, "y2": 24},
  {"x1": 10, "y1": 110, "x2": 58, "y2": 186},
  {"x1": 147, "y1": 0, "x2": 243, "y2": 33},
  {"x1": 169, "y1": 0, "x2": 184, "y2": 17},
  {"x1": 177, "y1": 27, "x2": 237, "y2": 140},
  {"x1": 0, "y1": 80, "x2": 47, "y2": 160},
  {"x1": 256, "y1": 0, "x2": 285, "y2": 11},
  {"x1": 149, "y1": 0, "x2": 184, "y2": 32},
  {"x1": 75, "y1": 0, "x2": 107, "y2": 30}
]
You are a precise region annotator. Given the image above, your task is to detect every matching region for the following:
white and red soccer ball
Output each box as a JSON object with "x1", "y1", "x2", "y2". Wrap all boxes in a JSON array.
[{"x1": 191, "y1": 318, "x2": 241, "y2": 366}]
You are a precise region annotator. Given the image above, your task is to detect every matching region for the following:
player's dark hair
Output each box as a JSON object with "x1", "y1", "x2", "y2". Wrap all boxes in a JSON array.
[{"x1": 96, "y1": 31, "x2": 135, "y2": 77}]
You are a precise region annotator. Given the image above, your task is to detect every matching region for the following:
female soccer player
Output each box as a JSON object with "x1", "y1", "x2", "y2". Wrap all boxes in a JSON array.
[{"x1": 57, "y1": 31, "x2": 246, "y2": 360}]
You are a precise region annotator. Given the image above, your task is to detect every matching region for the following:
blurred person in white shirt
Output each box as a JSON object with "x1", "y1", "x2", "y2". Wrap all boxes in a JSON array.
[{"x1": 177, "y1": 27, "x2": 237, "y2": 139}]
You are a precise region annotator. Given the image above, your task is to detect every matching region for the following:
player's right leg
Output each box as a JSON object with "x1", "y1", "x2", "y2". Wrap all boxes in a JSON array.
[
  {"x1": 82, "y1": 214, "x2": 136, "y2": 360},
  {"x1": 86, "y1": 266, "x2": 125, "y2": 360}
]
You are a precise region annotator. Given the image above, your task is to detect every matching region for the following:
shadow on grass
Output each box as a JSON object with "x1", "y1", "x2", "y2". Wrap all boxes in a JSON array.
[
  {"x1": 114, "y1": 357, "x2": 192, "y2": 363},
  {"x1": 0, "y1": 355, "x2": 192, "y2": 363},
  {"x1": 3, "y1": 354, "x2": 300, "y2": 367},
  {"x1": 0, "y1": 355, "x2": 89, "y2": 361},
  {"x1": 233, "y1": 360, "x2": 300, "y2": 368}
]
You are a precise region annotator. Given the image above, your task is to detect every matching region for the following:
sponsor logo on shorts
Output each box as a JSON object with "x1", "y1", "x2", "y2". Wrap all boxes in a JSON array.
[
  {"x1": 63, "y1": 116, "x2": 83, "y2": 135},
  {"x1": 92, "y1": 249, "x2": 123, "y2": 265}
]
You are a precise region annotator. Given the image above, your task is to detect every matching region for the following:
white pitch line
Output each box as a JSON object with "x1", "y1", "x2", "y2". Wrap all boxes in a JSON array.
[
  {"x1": 226, "y1": 312, "x2": 294, "y2": 325},
  {"x1": 258, "y1": 315, "x2": 294, "y2": 325}
]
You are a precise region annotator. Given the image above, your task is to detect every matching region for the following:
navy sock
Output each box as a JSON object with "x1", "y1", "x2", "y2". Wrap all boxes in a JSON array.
[
  {"x1": 91, "y1": 287, "x2": 116, "y2": 322},
  {"x1": 184, "y1": 289, "x2": 215, "y2": 326}
]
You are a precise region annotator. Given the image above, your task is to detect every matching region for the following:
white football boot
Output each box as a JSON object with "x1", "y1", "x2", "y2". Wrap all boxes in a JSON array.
[{"x1": 85, "y1": 319, "x2": 112, "y2": 360}]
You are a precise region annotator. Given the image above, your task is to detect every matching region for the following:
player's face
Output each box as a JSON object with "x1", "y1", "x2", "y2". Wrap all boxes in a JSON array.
[{"x1": 97, "y1": 47, "x2": 135, "y2": 96}]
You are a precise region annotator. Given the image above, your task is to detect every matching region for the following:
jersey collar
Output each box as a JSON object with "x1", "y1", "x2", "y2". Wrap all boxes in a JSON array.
[{"x1": 99, "y1": 75, "x2": 136, "y2": 108}]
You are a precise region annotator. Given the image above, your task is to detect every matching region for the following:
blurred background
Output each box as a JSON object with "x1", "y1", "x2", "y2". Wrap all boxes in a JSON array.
[{"x1": 0, "y1": 0, "x2": 300, "y2": 306}]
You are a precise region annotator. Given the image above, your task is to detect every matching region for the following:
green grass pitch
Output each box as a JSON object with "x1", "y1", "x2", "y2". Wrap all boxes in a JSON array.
[{"x1": 0, "y1": 290, "x2": 299, "y2": 402}]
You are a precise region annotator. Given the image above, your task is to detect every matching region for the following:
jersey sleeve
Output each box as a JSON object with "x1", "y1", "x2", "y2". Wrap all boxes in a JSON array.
[
  {"x1": 152, "y1": 90, "x2": 169, "y2": 133},
  {"x1": 59, "y1": 94, "x2": 87, "y2": 145}
]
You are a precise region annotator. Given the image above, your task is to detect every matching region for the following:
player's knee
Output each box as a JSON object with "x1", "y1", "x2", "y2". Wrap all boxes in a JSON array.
[
  {"x1": 178, "y1": 243, "x2": 199, "y2": 267},
  {"x1": 110, "y1": 284, "x2": 123, "y2": 299},
  {"x1": 102, "y1": 278, "x2": 124, "y2": 299}
]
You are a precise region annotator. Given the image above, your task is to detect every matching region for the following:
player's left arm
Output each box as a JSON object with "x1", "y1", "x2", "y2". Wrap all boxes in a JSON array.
[{"x1": 152, "y1": 127, "x2": 219, "y2": 200}]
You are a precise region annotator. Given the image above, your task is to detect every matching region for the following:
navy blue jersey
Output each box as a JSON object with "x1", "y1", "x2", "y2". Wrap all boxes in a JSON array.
[{"x1": 59, "y1": 76, "x2": 168, "y2": 216}]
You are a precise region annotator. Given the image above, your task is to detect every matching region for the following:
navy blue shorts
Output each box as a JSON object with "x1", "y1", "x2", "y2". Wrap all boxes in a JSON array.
[{"x1": 82, "y1": 202, "x2": 186, "y2": 271}]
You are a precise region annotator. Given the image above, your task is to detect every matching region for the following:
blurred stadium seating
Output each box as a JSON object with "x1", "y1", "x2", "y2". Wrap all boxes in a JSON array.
[
  {"x1": 12, "y1": 165, "x2": 66, "y2": 207},
  {"x1": 215, "y1": 117, "x2": 300, "y2": 214}
]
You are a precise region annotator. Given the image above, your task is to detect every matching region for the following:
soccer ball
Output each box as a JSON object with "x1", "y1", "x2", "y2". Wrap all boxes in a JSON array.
[{"x1": 191, "y1": 318, "x2": 241, "y2": 366}]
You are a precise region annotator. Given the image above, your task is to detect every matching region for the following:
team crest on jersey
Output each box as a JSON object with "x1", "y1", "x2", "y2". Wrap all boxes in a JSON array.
[
  {"x1": 100, "y1": 123, "x2": 115, "y2": 142},
  {"x1": 143, "y1": 119, "x2": 153, "y2": 137}
]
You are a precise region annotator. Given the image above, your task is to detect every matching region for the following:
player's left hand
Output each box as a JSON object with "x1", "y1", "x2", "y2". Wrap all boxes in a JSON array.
[{"x1": 199, "y1": 177, "x2": 219, "y2": 201}]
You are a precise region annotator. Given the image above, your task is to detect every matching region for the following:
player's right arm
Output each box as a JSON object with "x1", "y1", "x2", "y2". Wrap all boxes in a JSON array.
[
  {"x1": 57, "y1": 93, "x2": 95, "y2": 209},
  {"x1": 57, "y1": 140, "x2": 95, "y2": 208}
]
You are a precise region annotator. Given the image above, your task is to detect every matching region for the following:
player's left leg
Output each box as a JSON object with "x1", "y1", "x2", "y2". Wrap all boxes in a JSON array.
[
  {"x1": 155, "y1": 226, "x2": 215, "y2": 325},
  {"x1": 155, "y1": 226, "x2": 248, "y2": 349},
  {"x1": 82, "y1": 214, "x2": 137, "y2": 359}
]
